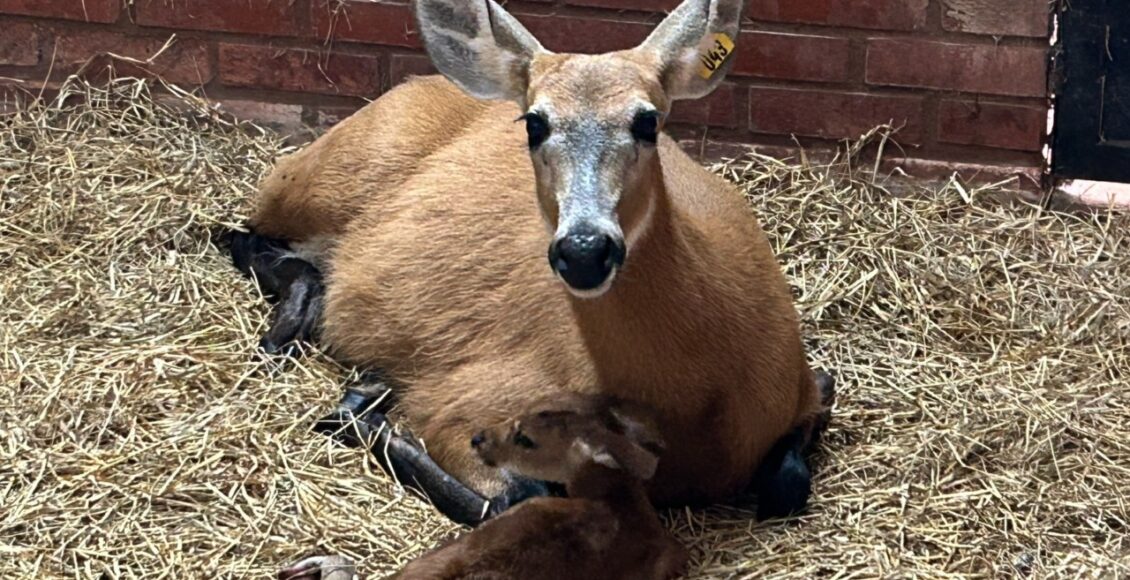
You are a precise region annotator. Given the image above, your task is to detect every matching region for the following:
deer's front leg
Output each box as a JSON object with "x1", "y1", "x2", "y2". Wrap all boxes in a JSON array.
[{"x1": 314, "y1": 385, "x2": 551, "y2": 527}]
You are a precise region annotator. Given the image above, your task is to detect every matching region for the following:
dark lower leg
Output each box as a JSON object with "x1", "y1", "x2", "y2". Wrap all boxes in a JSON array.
[
  {"x1": 225, "y1": 229, "x2": 326, "y2": 356},
  {"x1": 228, "y1": 229, "x2": 293, "y2": 297},
  {"x1": 750, "y1": 369, "x2": 837, "y2": 520},
  {"x1": 260, "y1": 273, "x2": 324, "y2": 356},
  {"x1": 810, "y1": 369, "x2": 837, "y2": 448},
  {"x1": 314, "y1": 384, "x2": 549, "y2": 527},
  {"x1": 751, "y1": 427, "x2": 811, "y2": 521}
]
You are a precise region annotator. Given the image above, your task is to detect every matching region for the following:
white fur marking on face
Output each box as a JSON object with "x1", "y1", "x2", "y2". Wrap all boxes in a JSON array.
[{"x1": 624, "y1": 187, "x2": 656, "y2": 254}]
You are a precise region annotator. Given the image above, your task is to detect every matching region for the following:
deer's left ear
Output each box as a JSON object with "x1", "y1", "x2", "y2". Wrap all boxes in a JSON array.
[{"x1": 634, "y1": 0, "x2": 744, "y2": 101}]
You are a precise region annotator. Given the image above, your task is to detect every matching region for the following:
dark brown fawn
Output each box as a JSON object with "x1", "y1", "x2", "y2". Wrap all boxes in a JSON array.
[
  {"x1": 229, "y1": 0, "x2": 835, "y2": 527},
  {"x1": 281, "y1": 398, "x2": 688, "y2": 580}
]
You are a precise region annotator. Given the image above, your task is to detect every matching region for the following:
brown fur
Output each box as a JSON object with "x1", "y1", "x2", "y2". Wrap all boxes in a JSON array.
[
  {"x1": 389, "y1": 400, "x2": 688, "y2": 580},
  {"x1": 249, "y1": 6, "x2": 825, "y2": 504}
]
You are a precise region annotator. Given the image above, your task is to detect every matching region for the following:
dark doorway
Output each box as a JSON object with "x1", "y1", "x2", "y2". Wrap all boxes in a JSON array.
[{"x1": 1053, "y1": 0, "x2": 1130, "y2": 183}]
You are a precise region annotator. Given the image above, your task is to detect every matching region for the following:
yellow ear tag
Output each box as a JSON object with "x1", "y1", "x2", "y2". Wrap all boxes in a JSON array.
[{"x1": 698, "y1": 33, "x2": 736, "y2": 79}]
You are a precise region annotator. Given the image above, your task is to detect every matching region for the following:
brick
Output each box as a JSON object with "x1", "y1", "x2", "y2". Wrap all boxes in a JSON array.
[
  {"x1": 733, "y1": 32, "x2": 851, "y2": 83},
  {"x1": 867, "y1": 39, "x2": 1047, "y2": 97},
  {"x1": 565, "y1": 0, "x2": 680, "y2": 11},
  {"x1": 750, "y1": 0, "x2": 928, "y2": 31},
  {"x1": 312, "y1": 0, "x2": 419, "y2": 48},
  {"x1": 314, "y1": 105, "x2": 361, "y2": 128},
  {"x1": 0, "y1": 81, "x2": 34, "y2": 108},
  {"x1": 941, "y1": 0, "x2": 1049, "y2": 38},
  {"x1": 0, "y1": 0, "x2": 119, "y2": 23},
  {"x1": 938, "y1": 99, "x2": 1046, "y2": 152},
  {"x1": 520, "y1": 15, "x2": 652, "y2": 54},
  {"x1": 315, "y1": 2, "x2": 652, "y2": 54},
  {"x1": 136, "y1": 0, "x2": 304, "y2": 37},
  {"x1": 221, "y1": 99, "x2": 303, "y2": 125},
  {"x1": 219, "y1": 44, "x2": 380, "y2": 97},
  {"x1": 669, "y1": 83, "x2": 738, "y2": 128},
  {"x1": 55, "y1": 32, "x2": 212, "y2": 85},
  {"x1": 750, "y1": 87, "x2": 925, "y2": 144},
  {"x1": 390, "y1": 53, "x2": 436, "y2": 86},
  {"x1": 220, "y1": 99, "x2": 306, "y2": 132},
  {"x1": 0, "y1": 21, "x2": 40, "y2": 66}
]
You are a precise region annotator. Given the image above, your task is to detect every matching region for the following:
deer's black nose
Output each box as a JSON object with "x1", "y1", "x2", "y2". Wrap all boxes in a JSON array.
[{"x1": 548, "y1": 228, "x2": 625, "y2": 291}]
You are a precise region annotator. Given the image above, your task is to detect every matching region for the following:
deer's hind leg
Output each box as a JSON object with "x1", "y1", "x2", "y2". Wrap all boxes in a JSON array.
[
  {"x1": 225, "y1": 229, "x2": 326, "y2": 356},
  {"x1": 750, "y1": 369, "x2": 836, "y2": 521}
]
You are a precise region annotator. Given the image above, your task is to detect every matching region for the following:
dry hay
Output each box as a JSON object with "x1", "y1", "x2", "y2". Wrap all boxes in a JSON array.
[{"x1": 1, "y1": 77, "x2": 1127, "y2": 579}]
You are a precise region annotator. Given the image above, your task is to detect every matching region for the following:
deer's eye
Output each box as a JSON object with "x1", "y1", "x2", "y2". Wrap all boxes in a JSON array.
[
  {"x1": 630, "y1": 110, "x2": 660, "y2": 145},
  {"x1": 520, "y1": 112, "x2": 551, "y2": 149},
  {"x1": 513, "y1": 432, "x2": 538, "y2": 449}
]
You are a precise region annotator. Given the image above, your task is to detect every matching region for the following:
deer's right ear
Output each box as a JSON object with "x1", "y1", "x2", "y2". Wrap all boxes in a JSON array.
[{"x1": 414, "y1": 0, "x2": 546, "y2": 104}]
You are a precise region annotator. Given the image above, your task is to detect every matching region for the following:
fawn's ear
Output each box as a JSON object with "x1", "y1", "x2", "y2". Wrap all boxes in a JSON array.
[
  {"x1": 576, "y1": 438, "x2": 660, "y2": 481},
  {"x1": 606, "y1": 405, "x2": 666, "y2": 456},
  {"x1": 415, "y1": 0, "x2": 546, "y2": 104},
  {"x1": 590, "y1": 446, "x2": 624, "y2": 472},
  {"x1": 634, "y1": 0, "x2": 744, "y2": 101},
  {"x1": 610, "y1": 441, "x2": 661, "y2": 481}
]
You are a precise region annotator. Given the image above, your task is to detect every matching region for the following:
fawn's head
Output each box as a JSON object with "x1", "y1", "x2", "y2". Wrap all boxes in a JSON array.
[
  {"x1": 470, "y1": 399, "x2": 667, "y2": 483},
  {"x1": 415, "y1": 0, "x2": 744, "y2": 297}
]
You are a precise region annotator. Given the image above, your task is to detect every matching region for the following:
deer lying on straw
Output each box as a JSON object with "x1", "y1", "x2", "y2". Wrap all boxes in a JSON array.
[{"x1": 230, "y1": 0, "x2": 834, "y2": 527}]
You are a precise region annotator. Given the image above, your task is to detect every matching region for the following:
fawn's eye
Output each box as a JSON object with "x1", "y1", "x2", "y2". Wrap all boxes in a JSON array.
[
  {"x1": 513, "y1": 431, "x2": 538, "y2": 449},
  {"x1": 630, "y1": 110, "x2": 660, "y2": 145},
  {"x1": 520, "y1": 112, "x2": 551, "y2": 149}
]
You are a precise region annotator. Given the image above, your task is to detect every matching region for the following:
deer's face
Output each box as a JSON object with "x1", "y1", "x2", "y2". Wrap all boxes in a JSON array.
[
  {"x1": 523, "y1": 54, "x2": 668, "y2": 296},
  {"x1": 415, "y1": 0, "x2": 744, "y2": 298}
]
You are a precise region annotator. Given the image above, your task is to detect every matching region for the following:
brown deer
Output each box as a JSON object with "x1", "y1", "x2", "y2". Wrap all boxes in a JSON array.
[
  {"x1": 278, "y1": 397, "x2": 686, "y2": 580},
  {"x1": 394, "y1": 398, "x2": 687, "y2": 579},
  {"x1": 228, "y1": 0, "x2": 835, "y2": 526}
]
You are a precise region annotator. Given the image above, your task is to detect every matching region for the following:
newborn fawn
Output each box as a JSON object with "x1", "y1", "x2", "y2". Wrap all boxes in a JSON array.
[
  {"x1": 393, "y1": 396, "x2": 687, "y2": 579},
  {"x1": 277, "y1": 396, "x2": 687, "y2": 580}
]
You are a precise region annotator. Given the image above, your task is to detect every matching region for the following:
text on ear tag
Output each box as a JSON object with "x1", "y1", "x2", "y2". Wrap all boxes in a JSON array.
[{"x1": 697, "y1": 33, "x2": 735, "y2": 79}]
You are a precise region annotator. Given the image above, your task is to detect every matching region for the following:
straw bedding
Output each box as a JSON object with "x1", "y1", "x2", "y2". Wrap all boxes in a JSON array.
[{"x1": 1, "y1": 78, "x2": 1127, "y2": 579}]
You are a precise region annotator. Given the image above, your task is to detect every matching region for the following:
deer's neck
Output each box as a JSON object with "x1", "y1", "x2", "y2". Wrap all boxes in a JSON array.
[{"x1": 568, "y1": 170, "x2": 722, "y2": 394}]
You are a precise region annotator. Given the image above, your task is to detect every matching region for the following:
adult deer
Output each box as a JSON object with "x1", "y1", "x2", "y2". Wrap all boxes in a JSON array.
[{"x1": 229, "y1": 0, "x2": 834, "y2": 526}]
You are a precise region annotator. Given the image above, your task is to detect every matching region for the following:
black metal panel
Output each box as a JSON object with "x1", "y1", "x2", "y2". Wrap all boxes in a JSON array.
[{"x1": 1053, "y1": 0, "x2": 1130, "y2": 182}]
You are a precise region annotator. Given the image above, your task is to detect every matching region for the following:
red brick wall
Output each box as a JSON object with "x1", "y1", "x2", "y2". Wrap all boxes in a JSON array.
[{"x1": 0, "y1": 0, "x2": 1051, "y2": 177}]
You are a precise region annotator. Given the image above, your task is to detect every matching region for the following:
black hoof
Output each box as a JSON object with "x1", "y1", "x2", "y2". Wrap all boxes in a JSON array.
[
  {"x1": 228, "y1": 229, "x2": 291, "y2": 288},
  {"x1": 259, "y1": 335, "x2": 302, "y2": 358},
  {"x1": 815, "y1": 370, "x2": 836, "y2": 407},
  {"x1": 312, "y1": 381, "x2": 395, "y2": 445},
  {"x1": 755, "y1": 449, "x2": 811, "y2": 521}
]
